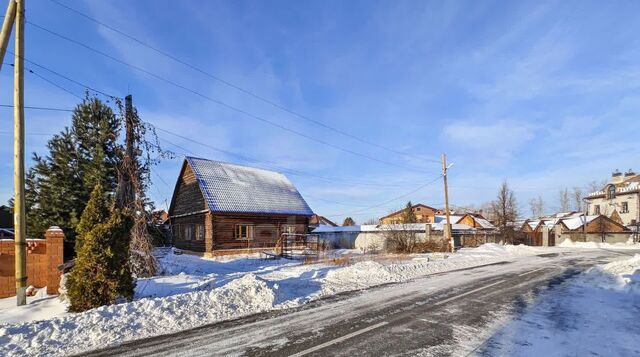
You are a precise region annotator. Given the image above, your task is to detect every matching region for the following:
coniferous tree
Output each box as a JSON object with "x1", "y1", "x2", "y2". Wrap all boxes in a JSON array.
[
  {"x1": 401, "y1": 201, "x2": 417, "y2": 223},
  {"x1": 343, "y1": 217, "x2": 356, "y2": 226},
  {"x1": 24, "y1": 97, "x2": 120, "y2": 252},
  {"x1": 67, "y1": 184, "x2": 134, "y2": 312},
  {"x1": 75, "y1": 183, "x2": 110, "y2": 252}
]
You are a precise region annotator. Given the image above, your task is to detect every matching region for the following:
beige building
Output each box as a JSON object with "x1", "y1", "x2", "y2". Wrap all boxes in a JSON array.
[
  {"x1": 585, "y1": 170, "x2": 640, "y2": 226},
  {"x1": 379, "y1": 204, "x2": 440, "y2": 224}
]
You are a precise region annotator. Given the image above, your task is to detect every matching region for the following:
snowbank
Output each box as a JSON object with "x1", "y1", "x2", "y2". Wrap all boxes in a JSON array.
[
  {"x1": 558, "y1": 238, "x2": 640, "y2": 250},
  {"x1": 580, "y1": 254, "x2": 640, "y2": 293},
  {"x1": 0, "y1": 274, "x2": 276, "y2": 356}
]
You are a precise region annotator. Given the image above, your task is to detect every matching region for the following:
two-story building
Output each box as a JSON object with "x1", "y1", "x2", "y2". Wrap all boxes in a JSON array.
[
  {"x1": 585, "y1": 170, "x2": 640, "y2": 226},
  {"x1": 379, "y1": 203, "x2": 440, "y2": 224}
]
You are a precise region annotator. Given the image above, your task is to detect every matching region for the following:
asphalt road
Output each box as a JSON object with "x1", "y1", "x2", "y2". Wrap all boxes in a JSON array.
[{"x1": 82, "y1": 249, "x2": 635, "y2": 357}]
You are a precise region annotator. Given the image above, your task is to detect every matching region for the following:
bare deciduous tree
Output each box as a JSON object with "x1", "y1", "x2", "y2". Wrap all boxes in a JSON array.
[
  {"x1": 381, "y1": 223, "x2": 419, "y2": 253},
  {"x1": 363, "y1": 218, "x2": 378, "y2": 225},
  {"x1": 529, "y1": 196, "x2": 545, "y2": 218},
  {"x1": 490, "y1": 180, "x2": 519, "y2": 244},
  {"x1": 572, "y1": 187, "x2": 583, "y2": 212},
  {"x1": 558, "y1": 188, "x2": 570, "y2": 212}
]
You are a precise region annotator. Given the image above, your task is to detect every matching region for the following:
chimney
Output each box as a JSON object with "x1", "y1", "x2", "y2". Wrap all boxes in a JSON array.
[
  {"x1": 624, "y1": 169, "x2": 637, "y2": 180},
  {"x1": 611, "y1": 169, "x2": 624, "y2": 184}
]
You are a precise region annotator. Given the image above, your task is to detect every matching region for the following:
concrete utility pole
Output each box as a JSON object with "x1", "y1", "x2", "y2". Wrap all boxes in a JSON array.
[
  {"x1": 441, "y1": 153, "x2": 454, "y2": 252},
  {"x1": 0, "y1": 0, "x2": 16, "y2": 71},
  {"x1": 13, "y1": 0, "x2": 26, "y2": 306}
]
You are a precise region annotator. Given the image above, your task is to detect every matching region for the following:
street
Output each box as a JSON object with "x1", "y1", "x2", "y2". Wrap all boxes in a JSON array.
[{"x1": 82, "y1": 249, "x2": 636, "y2": 356}]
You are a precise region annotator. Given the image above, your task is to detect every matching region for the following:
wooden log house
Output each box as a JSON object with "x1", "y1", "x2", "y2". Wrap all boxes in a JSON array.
[{"x1": 168, "y1": 157, "x2": 314, "y2": 255}]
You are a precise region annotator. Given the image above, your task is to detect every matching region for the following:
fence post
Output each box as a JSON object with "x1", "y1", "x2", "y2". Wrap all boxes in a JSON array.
[{"x1": 44, "y1": 226, "x2": 64, "y2": 295}]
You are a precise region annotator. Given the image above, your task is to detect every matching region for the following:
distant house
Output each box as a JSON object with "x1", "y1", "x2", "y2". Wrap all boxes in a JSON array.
[
  {"x1": 309, "y1": 214, "x2": 338, "y2": 229},
  {"x1": 557, "y1": 214, "x2": 630, "y2": 243},
  {"x1": 453, "y1": 213, "x2": 496, "y2": 231},
  {"x1": 379, "y1": 203, "x2": 441, "y2": 224},
  {"x1": 433, "y1": 214, "x2": 496, "y2": 231},
  {"x1": 585, "y1": 169, "x2": 640, "y2": 226},
  {"x1": 168, "y1": 157, "x2": 314, "y2": 255}
]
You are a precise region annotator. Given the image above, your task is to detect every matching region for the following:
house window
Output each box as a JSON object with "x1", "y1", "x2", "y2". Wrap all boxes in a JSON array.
[
  {"x1": 195, "y1": 224, "x2": 204, "y2": 240},
  {"x1": 235, "y1": 224, "x2": 255, "y2": 240},
  {"x1": 594, "y1": 205, "x2": 600, "y2": 215},
  {"x1": 173, "y1": 224, "x2": 181, "y2": 240},
  {"x1": 184, "y1": 224, "x2": 193, "y2": 241},
  {"x1": 621, "y1": 202, "x2": 629, "y2": 213},
  {"x1": 416, "y1": 207, "x2": 421, "y2": 211},
  {"x1": 282, "y1": 225, "x2": 296, "y2": 235},
  {"x1": 607, "y1": 185, "x2": 616, "y2": 199}
]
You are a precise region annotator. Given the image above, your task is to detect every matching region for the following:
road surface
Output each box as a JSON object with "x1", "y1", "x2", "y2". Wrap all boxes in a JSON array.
[{"x1": 82, "y1": 249, "x2": 637, "y2": 356}]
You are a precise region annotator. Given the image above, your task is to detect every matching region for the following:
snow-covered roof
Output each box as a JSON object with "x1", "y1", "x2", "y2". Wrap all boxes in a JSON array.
[
  {"x1": 472, "y1": 216, "x2": 495, "y2": 229},
  {"x1": 527, "y1": 220, "x2": 541, "y2": 230},
  {"x1": 430, "y1": 223, "x2": 475, "y2": 231},
  {"x1": 312, "y1": 222, "x2": 476, "y2": 233},
  {"x1": 185, "y1": 157, "x2": 313, "y2": 216},
  {"x1": 561, "y1": 215, "x2": 599, "y2": 230},
  {"x1": 434, "y1": 215, "x2": 463, "y2": 223},
  {"x1": 312, "y1": 225, "x2": 362, "y2": 233}
]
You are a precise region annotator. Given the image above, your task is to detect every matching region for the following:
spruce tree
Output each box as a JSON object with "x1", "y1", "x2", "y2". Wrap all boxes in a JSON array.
[
  {"x1": 67, "y1": 184, "x2": 134, "y2": 312},
  {"x1": 401, "y1": 201, "x2": 417, "y2": 223},
  {"x1": 343, "y1": 217, "x2": 356, "y2": 226},
  {"x1": 25, "y1": 97, "x2": 120, "y2": 252}
]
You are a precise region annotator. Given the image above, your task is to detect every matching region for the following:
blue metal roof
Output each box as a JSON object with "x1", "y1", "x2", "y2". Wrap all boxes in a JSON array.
[{"x1": 186, "y1": 157, "x2": 314, "y2": 216}]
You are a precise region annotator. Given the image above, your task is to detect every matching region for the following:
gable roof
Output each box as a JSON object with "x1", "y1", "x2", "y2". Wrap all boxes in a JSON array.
[
  {"x1": 181, "y1": 157, "x2": 314, "y2": 216},
  {"x1": 310, "y1": 214, "x2": 338, "y2": 227},
  {"x1": 379, "y1": 203, "x2": 439, "y2": 220}
]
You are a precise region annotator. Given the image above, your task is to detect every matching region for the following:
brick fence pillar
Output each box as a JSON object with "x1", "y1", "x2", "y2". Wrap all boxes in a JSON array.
[{"x1": 45, "y1": 226, "x2": 64, "y2": 295}]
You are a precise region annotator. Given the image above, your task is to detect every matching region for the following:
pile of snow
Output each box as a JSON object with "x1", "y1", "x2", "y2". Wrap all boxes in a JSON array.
[
  {"x1": 321, "y1": 261, "x2": 400, "y2": 295},
  {"x1": 558, "y1": 238, "x2": 639, "y2": 250},
  {"x1": 464, "y1": 243, "x2": 539, "y2": 256},
  {"x1": 580, "y1": 254, "x2": 640, "y2": 293},
  {"x1": 0, "y1": 274, "x2": 276, "y2": 356}
]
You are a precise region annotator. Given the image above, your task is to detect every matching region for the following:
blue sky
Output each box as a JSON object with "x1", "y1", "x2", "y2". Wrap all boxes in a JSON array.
[{"x1": 0, "y1": 0, "x2": 639, "y2": 222}]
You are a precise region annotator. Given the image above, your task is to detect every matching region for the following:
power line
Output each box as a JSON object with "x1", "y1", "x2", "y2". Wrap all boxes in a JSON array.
[
  {"x1": 155, "y1": 129, "x2": 419, "y2": 189},
  {"x1": 6, "y1": 49, "x2": 120, "y2": 99},
  {"x1": 48, "y1": 0, "x2": 439, "y2": 163},
  {"x1": 325, "y1": 174, "x2": 443, "y2": 218},
  {"x1": 0, "y1": 104, "x2": 73, "y2": 112},
  {"x1": 27, "y1": 20, "x2": 432, "y2": 173}
]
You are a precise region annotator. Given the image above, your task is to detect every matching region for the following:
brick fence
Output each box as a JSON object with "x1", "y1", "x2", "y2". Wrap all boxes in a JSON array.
[{"x1": 0, "y1": 226, "x2": 64, "y2": 298}]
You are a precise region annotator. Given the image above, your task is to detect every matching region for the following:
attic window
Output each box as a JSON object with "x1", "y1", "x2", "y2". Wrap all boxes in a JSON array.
[
  {"x1": 416, "y1": 207, "x2": 421, "y2": 211},
  {"x1": 607, "y1": 185, "x2": 616, "y2": 199}
]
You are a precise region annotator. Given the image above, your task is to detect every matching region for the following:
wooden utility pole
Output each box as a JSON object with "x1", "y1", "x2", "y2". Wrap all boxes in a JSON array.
[
  {"x1": 441, "y1": 153, "x2": 454, "y2": 252},
  {"x1": 13, "y1": 0, "x2": 26, "y2": 306},
  {"x1": 0, "y1": 0, "x2": 16, "y2": 71}
]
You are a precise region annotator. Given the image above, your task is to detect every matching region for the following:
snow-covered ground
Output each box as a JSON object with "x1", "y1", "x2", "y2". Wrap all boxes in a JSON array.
[
  {"x1": 0, "y1": 244, "x2": 546, "y2": 356},
  {"x1": 0, "y1": 243, "x2": 637, "y2": 356},
  {"x1": 479, "y1": 253, "x2": 640, "y2": 356},
  {"x1": 558, "y1": 237, "x2": 640, "y2": 250}
]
